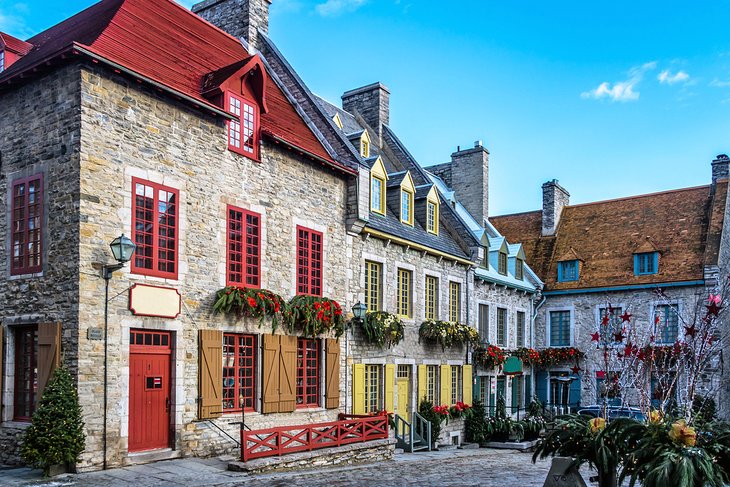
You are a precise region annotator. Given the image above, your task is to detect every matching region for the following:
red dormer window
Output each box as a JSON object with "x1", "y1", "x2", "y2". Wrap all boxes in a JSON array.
[{"x1": 226, "y1": 92, "x2": 259, "y2": 160}]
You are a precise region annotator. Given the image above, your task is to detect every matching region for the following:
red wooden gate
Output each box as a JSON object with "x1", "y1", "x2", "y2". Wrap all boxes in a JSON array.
[{"x1": 129, "y1": 330, "x2": 172, "y2": 452}]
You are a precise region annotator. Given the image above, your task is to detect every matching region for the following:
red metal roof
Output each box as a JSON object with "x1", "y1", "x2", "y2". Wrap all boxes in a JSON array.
[
  {"x1": 0, "y1": 32, "x2": 33, "y2": 54},
  {"x1": 0, "y1": 0, "x2": 344, "y2": 172}
]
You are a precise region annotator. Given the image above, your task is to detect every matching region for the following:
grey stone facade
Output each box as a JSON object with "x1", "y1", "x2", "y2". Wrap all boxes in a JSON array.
[{"x1": 449, "y1": 143, "x2": 490, "y2": 225}]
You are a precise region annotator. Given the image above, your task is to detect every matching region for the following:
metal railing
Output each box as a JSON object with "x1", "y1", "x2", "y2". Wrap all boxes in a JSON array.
[{"x1": 412, "y1": 411, "x2": 432, "y2": 451}]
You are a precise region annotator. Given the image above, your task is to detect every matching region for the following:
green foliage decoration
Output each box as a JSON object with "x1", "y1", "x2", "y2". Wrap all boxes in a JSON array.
[
  {"x1": 418, "y1": 320, "x2": 480, "y2": 350},
  {"x1": 360, "y1": 311, "x2": 405, "y2": 347},
  {"x1": 287, "y1": 295, "x2": 345, "y2": 338},
  {"x1": 464, "y1": 400, "x2": 488, "y2": 444},
  {"x1": 213, "y1": 286, "x2": 286, "y2": 331},
  {"x1": 418, "y1": 398, "x2": 443, "y2": 447},
  {"x1": 485, "y1": 394, "x2": 523, "y2": 442},
  {"x1": 22, "y1": 365, "x2": 85, "y2": 476}
]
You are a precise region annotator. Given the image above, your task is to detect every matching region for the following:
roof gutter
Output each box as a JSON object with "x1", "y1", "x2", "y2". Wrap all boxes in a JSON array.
[
  {"x1": 362, "y1": 227, "x2": 475, "y2": 266},
  {"x1": 474, "y1": 273, "x2": 538, "y2": 294},
  {"x1": 543, "y1": 280, "x2": 705, "y2": 296}
]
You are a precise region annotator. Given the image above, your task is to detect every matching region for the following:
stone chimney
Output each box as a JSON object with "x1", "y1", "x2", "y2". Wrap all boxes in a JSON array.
[
  {"x1": 342, "y1": 82, "x2": 390, "y2": 142},
  {"x1": 712, "y1": 154, "x2": 729, "y2": 186},
  {"x1": 449, "y1": 141, "x2": 490, "y2": 225},
  {"x1": 192, "y1": 0, "x2": 271, "y2": 50},
  {"x1": 542, "y1": 180, "x2": 570, "y2": 236}
]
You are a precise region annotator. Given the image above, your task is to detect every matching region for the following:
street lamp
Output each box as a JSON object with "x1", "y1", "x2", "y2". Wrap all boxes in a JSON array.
[
  {"x1": 352, "y1": 302, "x2": 367, "y2": 325},
  {"x1": 102, "y1": 234, "x2": 135, "y2": 470}
]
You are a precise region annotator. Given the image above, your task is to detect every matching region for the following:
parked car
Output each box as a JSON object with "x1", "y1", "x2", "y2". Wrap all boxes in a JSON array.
[{"x1": 577, "y1": 405, "x2": 645, "y2": 421}]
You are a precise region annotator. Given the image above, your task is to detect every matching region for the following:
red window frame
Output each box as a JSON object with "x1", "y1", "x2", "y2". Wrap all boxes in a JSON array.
[
  {"x1": 226, "y1": 206, "x2": 261, "y2": 287},
  {"x1": 10, "y1": 174, "x2": 43, "y2": 275},
  {"x1": 223, "y1": 333, "x2": 256, "y2": 412},
  {"x1": 14, "y1": 325, "x2": 38, "y2": 421},
  {"x1": 131, "y1": 178, "x2": 179, "y2": 279},
  {"x1": 226, "y1": 92, "x2": 259, "y2": 160},
  {"x1": 296, "y1": 226, "x2": 323, "y2": 296},
  {"x1": 296, "y1": 338, "x2": 319, "y2": 408}
]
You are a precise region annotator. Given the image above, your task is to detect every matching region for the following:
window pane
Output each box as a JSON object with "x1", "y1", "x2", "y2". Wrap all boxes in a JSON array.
[{"x1": 550, "y1": 311, "x2": 570, "y2": 346}]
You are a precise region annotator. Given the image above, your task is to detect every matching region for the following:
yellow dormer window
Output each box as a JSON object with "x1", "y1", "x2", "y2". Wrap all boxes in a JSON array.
[
  {"x1": 360, "y1": 131, "x2": 371, "y2": 158},
  {"x1": 401, "y1": 189, "x2": 413, "y2": 224},
  {"x1": 332, "y1": 113, "x2": 343, "y2": 129},
  {"x1": 400, "y1": 171, "x2": 415, "y2": 225},
  {"x1": 370, "y1": 156, "x2": 388, "y2": 215},
  {"x1": 426, "y1": 186, "x2": 439, "y2": 235}
]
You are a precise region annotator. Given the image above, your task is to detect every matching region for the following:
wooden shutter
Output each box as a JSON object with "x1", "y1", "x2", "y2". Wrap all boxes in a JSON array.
[
  {"x1": 384, "y1": 364, "x2": 395, "y2": 413},
  {"x1": 325, "y1": 339, "x2": 340, "y2": 409},
  {"x1": 198, "y1": 329, "x2": 223, "y2": 419},
  {"x1": 37, "y1": 322, "x2": 61, "y2": 399},
  {"x1": 352, "y1": 364, "x2": 365, "y2": 414},
  {"x1": 262, "y1": 334, "x2": 281, "y2": 414},
  {"x1": 278, "y1": 335, "x2": 297, "y2": 413},
  {"x1": 440, "y1": 364, "x2": 451, "y2": 406},
  {"x1": 463, "y1": 365, "x2": 473, "y2": 406},
  {"x1": 417, "y1": 364, "x2": 427, "y2": 406}
]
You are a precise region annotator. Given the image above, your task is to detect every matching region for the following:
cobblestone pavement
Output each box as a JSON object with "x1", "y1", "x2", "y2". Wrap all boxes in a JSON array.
[{"x1": 2, "y1": 448, "x2": 592, "y2": 487}]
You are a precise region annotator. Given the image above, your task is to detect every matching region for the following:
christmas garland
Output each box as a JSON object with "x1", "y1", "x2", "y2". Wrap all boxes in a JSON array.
[
  {"x1": 287, "y1": 295, "x2": 345, "y2": 338},
  {"x1": 213, "y1": 286, "x2": 286, "y2": 331},
  {"x1": 473, "y1": 344, "x2": 508, "y2": 369},
  {"x1": 418, "y1": 320, "x2": 480, "y2": 350},
  {"x1": 361, "y1": 311, "x2": 405, "y2": 348}
]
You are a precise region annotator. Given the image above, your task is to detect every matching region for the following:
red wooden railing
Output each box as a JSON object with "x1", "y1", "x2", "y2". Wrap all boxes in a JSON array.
[{"x1": 241, "y1": 413, "x2": 389, "y2": 461}]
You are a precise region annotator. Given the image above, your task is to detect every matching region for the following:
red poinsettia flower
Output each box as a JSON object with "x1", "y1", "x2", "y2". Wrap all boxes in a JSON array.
[{"x1": 247, "y1": 297, "x2": 257, "y2": 307}]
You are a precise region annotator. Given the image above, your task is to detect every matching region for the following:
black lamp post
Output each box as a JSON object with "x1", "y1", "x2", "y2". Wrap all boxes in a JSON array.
[
  {"x1": 102, "y1": 234, "x2": 135, "y2": 470},
  {"x1": 352, "y1": 301, "x2": 367, "y2": 326}
]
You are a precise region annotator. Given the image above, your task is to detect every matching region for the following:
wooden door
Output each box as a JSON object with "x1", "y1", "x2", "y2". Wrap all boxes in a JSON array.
[
  {"x1": 129, "y1": 330, "x2": 172, "y2": 452},
  {"x1": 396, "y1": 365, "x2": 410, "y2": 415}
]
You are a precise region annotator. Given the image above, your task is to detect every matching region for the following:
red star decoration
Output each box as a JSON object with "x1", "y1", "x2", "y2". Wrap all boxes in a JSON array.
[
  {"x1": 614, "y1": 330, "x2": 625, "y2": 343},
  {"x1": 620, "y1": 311, "x2": 632, "y2": 323},
  {"x1": 624, "y1": 343, "x2": 637, "y2": 356},
  {"x1": 571, "y1": 366, "x2": 581, "y2": 374},
  {"x1": 684, "y1": 325, "x2": 697, "y2": 339},
  {"x1": 591, "y1": 332, "x2": 601, "y2": 342},
  {"x1": 601, "y1": 314, "x2": 610, "y2": 326},
  {"x1": 654, "y1": 314, "x2": 661, "y2": 325},
  {"x1": 706, "y1": 302, "x2": 722, "y2": 317}
]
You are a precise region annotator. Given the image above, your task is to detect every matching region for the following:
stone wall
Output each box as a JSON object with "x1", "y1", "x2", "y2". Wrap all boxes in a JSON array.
[
  {"x1": 73, "y1": 64, "x2": 351, "y2": 470},
  {"x1": 0, "y1": 64, "x2": 82, "y2": 464},
  {"x1": 536, "y1": 285, "x2": 714, "y2": 408}
]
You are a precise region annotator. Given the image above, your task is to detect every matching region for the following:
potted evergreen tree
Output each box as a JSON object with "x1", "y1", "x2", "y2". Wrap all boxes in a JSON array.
[{"x1": 22, "y1": 365, "x2": 85, "y2": 476}]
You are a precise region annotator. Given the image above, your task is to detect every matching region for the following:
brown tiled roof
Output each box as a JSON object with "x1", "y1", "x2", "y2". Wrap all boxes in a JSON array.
[{"x1": 491, "y1": 183, "x2": 727, "y2": 291}]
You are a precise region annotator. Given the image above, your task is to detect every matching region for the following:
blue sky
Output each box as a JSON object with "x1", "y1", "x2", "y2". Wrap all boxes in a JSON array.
[{"x1": 3, "y1": 0, "x2": 730, "y2": 214}]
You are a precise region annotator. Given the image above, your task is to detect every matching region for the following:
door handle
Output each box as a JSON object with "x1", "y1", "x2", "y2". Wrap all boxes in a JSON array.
[{"x1": 165, "y1": 397, "x2": 170, "y2": 413}]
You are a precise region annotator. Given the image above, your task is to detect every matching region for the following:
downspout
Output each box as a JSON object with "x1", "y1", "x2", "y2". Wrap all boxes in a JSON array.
[
  {"x1": 530, "y1": 290, "x2": 547, "y2": 402},
  {"x1": 465, "y1": 265, "x2": 474, "y2": 364}
]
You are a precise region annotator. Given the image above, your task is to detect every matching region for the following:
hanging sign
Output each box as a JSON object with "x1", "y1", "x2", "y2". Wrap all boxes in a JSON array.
[{"x1": 129, "y1": 284, "x2": 181, "y2": 318}]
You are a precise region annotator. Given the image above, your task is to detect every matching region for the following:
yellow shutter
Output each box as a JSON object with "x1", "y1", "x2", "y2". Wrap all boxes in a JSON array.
[
  {"x1": 463, "y1": 365, "x2": 473, "y2": 406},
  {"x1": 325, "y1": 339, "x2": 340, "y2": 409},
  {"x1": 418, "y1": 364, "x2": 427, "y2": 406},
  {"x1": 261, "y1": 334, "x2": 281, "y2": 414},
  {"x1": 278, "y1": 335, "x2": 297, "y2": 413},
  {"x1": 440, "y1": 364, "x2": 451, "y2": 405},
  {"x1": 384, "y1": 364, "x2": 395, "y2": 413},
  {"x1": 37, "y1": 322, "x2": 61, "y2": 400},
  {"x1": 198, "y1": 329, "x2": 223, "y2": 419},
  {"x1": 352, "y1": 364, "x2": 365, "y2": 414}
]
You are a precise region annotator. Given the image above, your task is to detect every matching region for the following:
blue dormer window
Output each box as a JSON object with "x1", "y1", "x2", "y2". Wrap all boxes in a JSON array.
[
  {"x1": 634, "y1": 252, "x2": 658, "y2": 275},
  {"x1": 558, "y1": 260, "x2": 579, "y2": 282}
]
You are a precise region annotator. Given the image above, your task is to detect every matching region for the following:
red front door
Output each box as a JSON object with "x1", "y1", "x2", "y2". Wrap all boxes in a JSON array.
[{"x1": 129, "y1": 330, "x2": 172, "y2": 452}]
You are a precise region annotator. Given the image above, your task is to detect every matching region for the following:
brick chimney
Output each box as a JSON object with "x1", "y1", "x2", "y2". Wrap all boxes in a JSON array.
[
  {"x1": 192, "y1": 0, "x2": 271, "y2": 50},
  {"x1": 542, "y1": 180, "x2": 570, "y2": 236},
  {"x1": 342, "y1": 82, "x2": 390, "y2": 142},
  {"x1": 450, "y1": 141, "x2": 490, "y2": 225},
  {"x1": 712, "y1": 154, "x2": 729, "y2": 186}
]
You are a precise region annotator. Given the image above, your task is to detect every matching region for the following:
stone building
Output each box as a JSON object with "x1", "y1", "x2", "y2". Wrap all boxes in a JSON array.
[
  {"x1": 427, "y1": 147, "x2": 543, "y2": 416},
  {"x1": 0, "y1": 0, "x2": 359, "y2": 469},
  {"x1": 491, "y1": 158, "x2": 729, "y2": 415}
]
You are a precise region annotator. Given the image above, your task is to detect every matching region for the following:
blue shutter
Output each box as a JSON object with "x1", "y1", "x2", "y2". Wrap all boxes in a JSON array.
[
  {"x1": 525, "y1": 375, "x2": 532, "y2": 405},
  {"x1": 652, "y1": 252, "x2": 659, "y2": 274},
  {"x1": 473, "y1": 375, "x2": 481, "y2": 404},
  {"x1": 569, "y1": 375, "x2": 582, "y2": 409},
  {"x1": 511, "y1": 377, "x2": 518, "y2": 413},
  {"x1": 557, "y1": 262, "x2": 564, "y2": 282},
  {"x1": 535, "y1": 371, "x2": 548, "y2": 404}
]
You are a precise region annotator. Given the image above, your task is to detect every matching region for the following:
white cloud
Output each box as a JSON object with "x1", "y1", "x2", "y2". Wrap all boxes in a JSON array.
[
  {"x1": 581, "y1": 62, "x2": 656, "y2": 102},
  {"x1": 710, "y1": 78, "x2": 730, "y2": 88},
  {"x1": 315, "y1": 0, "x2": 367, "y2": 17},
  {"x1": 657, "y1": 69, "x2": 689, "y2": 84}
]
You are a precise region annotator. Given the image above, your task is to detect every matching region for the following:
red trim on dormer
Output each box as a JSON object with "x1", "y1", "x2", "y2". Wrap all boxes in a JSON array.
[{"x1": 202, "y1": 55, "x2": 269, "y2": 114}]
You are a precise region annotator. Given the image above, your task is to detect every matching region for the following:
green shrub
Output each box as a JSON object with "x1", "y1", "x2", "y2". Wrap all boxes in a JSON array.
[
  {"x1": 465, "y1": 400, "x2": 488, "y2": 444},
  {"x1": 418, "y1": 398, "x2": 443, "y2": 447},
  {"x1": 22, "y1": 365, "x2": 85, "y2": 475}
]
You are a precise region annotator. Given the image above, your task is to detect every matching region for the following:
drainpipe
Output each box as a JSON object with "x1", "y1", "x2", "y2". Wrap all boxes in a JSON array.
[
  {"x1": 530, "y1": 291, "x2": 546, "y2": 402},
  {"x1": 465, "y1": 265, "x2": 473, "y2": 364}
]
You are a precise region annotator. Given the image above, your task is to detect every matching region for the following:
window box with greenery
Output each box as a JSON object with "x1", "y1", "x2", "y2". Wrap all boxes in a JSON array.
[
  {"x1": 360, "y1": 311, "x2": 405, "y2": 347},
  {"x1": 473, "y1": 344, "x2": 507, "y2": 370},
  {"x1": 485, "y1": 394, "x2": 523, "y2": 442},
  {"x1": 286, "y1": 295, "x2": 345, "y2": 338},
  {"x1": 213, "y1": 286, "x2": 286, "y2": 331},
  {"x1": 418, "y1": 320, "x2": 480, "y2": 350},
  {"x1": 536, "y1": 346, "x2": 585, "y2": 367}
]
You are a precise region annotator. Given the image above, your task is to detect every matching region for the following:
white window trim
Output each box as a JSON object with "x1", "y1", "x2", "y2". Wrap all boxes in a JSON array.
[{"x1": 544, "y1": 306, "x2": 575, "y2": 348}]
